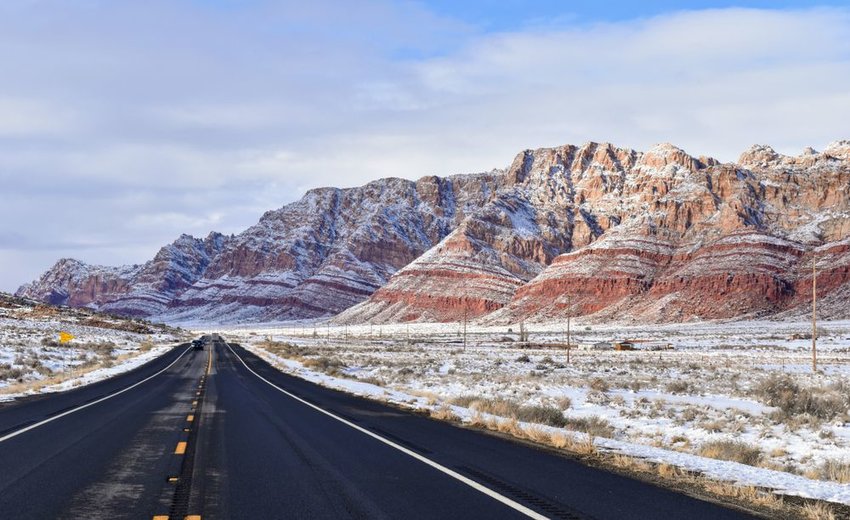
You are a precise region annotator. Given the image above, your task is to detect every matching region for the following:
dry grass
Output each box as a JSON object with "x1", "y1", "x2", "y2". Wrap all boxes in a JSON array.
[
  {"x1": 656, "y1": 463, "x2": 682, "y2": 479},
  {"x1": 589, "y1": 377, "x2": 609, "y2": 392},
  {"x1": 464, "y1": 412, "x2": 597, "y2": 456},
  {"x1": 301, "y1": 356, "x2": 346, "y2": 376},
  {"x1": 450, "y1": 397, "x2": 567, "y2": 428},
  {"x1": 609, "y1": 454, "x2": 652, "y2": 473},
  {"x1": 702, "y1": 482, "x2": 783, "y2": 510},
  {"x1": 564, "y1": 415, "x2": 615, "y2": 438},
  {"x1": 699, "y1": 440, "x2": 763, "y2": 467},
  {"x1": 429, "y1": 404, "x2": 459, "y2": 422},
  {"x1": 754, "y1": 374, "x2": 849, "y2": 421},
  {"x1": 800, "y1": 502, "x2": 837, "y2": 520},
  {"x1": 260, "y1": 340, "x2": 308, "y2": 359},
  {"x1": 810, "y1": 460, "x2": 850, "y2": 484}
]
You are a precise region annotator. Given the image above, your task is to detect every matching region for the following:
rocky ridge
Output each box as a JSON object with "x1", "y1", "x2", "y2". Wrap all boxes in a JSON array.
[
  {"x1": 18, "y1": 140, "x2": 850, "y2": 324},
  {"x1": 341, "y1": 140, "x2": 850, "y2": 324}
]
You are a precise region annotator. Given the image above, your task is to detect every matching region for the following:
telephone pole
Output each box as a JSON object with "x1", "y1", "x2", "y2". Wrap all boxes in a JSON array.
[
  {"x1": 566, "y1": 294, "x2": 571, "y2": 365},
  {"x1": 462, "y1": 308, "x2": 468, "y2": 350},
  {"x1": 812, "y1": 254, "x2": 818, "y2": 373}
]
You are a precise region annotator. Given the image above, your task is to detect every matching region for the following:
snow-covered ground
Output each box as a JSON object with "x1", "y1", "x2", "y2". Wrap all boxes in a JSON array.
[
  {"x1": 218, "y1": 319, "x2": 850, "y2": 507},
  {"x1": 0, "y1": 296, "x2": 185, "y2": 400}
]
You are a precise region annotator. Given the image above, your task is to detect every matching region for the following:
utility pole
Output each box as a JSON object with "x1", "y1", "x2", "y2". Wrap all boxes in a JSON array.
[
  {"x1": 566, "y1": 294, "x2": 571, "y2": 365},
  {"x1": 462, "y1": 308, "x2": 468, "y2": 351},
  {"x1": 812, "y1": 254, "x2": 818, "y2": 373}
]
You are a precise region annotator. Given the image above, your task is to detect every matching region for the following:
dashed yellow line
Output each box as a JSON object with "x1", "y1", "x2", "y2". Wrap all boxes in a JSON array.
[
  {"x1": 174, "y1": 441, "x2": 187, "y2": 455},
  {"x1": 152, "y1": 516, "x2": 169, "y2": 520},
  {"x1": 186, "y1": 515, "x2": 202, "y2": 520},
  {"x1": 192, "y1": 400, "x2": 198, "y2": 407},
  {"x1": 187, "y1": 414, "x2": 194, "y2": 422}
]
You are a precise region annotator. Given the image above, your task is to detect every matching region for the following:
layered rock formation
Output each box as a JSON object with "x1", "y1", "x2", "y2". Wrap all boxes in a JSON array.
[
  {"x1": 18, "y1": 233, "x2": 229, "y2": 317},
  {"x1": 19, "y1": 174, "x2": 503, "y2": 322},
  {"x1": 344, "y1": 141, "x2": 850, "y2": 324},
  {"x1": 19, "y1": 139, "x2": 850, "y2": 324}
]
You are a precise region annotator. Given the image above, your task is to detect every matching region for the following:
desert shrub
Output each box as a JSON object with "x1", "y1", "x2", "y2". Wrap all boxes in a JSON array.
[
  {"x1": 0, "y1": 364, "x2": 24, "y2": 381},
  {"x1": 453, "y1": 397, "x2": 567, "y2": 428},
  {"x1": 515, "y1": 354, "x2": 530, "y2": 363},
  {"x1": 358, "y1": 375, "x2": 384, "y2": 386},
  {"x1": 589, "y1": 377, "x2": 609, "y2": 392},
  {"x1": 515, "y1": 405, "x2": 567, "y2": 428},
  {"x1": 564, "y1": 415, "x2": 615, "y2": 438},
  {"x1": 261, "y1": 340, "x2": 307, "y2": 358},
  {"x1": 699, "y1": 440, "x2": 762, "y2": 467},
  {"x1": 450, "y1": 395, "x2": 478, "y2": 408},
  {"x1": 555, "y1": 396, "x2": 572, "y2": 410},
  {"x1": 666, "y1": 381, "x2": 691, "y2": 394},
  {"x1": 814, "y1": 459, "x2": 850, "y2": 484},
  {"x1": 302, "y1": 356, "x2": 346, "y2": 375},
  {"x1": 585, "y1": 390, "x2": 609, "y2": 405},
  {"x1": 85, "y1": 341, "x2": 116, "y2": 357},
  {"x1": 754, "y1": 374, "x2": 848, "y2": 420}
]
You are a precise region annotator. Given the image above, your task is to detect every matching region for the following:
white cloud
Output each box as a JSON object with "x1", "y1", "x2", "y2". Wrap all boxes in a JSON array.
[
  {"x1": 0, "y1": 97, "x2": 80, "y2": 137},
  {"x1": 0, "y1": 3, "x2": 849, "y2": 291}
]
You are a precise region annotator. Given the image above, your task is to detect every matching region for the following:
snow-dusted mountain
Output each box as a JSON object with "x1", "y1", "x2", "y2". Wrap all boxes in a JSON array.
[
  {"x1": 18, "y1": 233, "x2": 229, "y2": 317},
  {"x1": 18, "y1": 140, "x2": 850, "y2": 324},
  {"x1": 342, "y1": 140, "x2": 850, "y2": 324},
  {"x1": 19, "y1": 173, "x2": 503, "y2": 322}
]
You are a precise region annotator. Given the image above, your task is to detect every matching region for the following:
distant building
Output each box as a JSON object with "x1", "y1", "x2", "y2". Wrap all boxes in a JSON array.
[
  {"x1": 578, "y1": 341, "x2": 613, "y2": 351},
  {"x1": 613, "y1": 340, "x2": 636, "y2": 351}
]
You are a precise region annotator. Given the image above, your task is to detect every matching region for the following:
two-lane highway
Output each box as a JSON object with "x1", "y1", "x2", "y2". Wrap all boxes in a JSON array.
[
  {"x1": 0, "y1": 337, "x2": 760, "y2": 519},
  {"x1": 0, "y1": 342, "x2": 209, "y2": 519}
]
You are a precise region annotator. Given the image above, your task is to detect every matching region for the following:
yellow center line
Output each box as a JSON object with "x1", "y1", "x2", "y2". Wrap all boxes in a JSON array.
[
  {"x1": 192, "y1": 400, "x2": 198, "y2": 406},
  {"x1": 175, "y1": 441, "x2": 187, "y2": 455},
  {"x1": 187, "y1": 414, "x2": 194, "y2": 422},
  {"x1": 186, "y1": 516, "x2": 202, "y2": 520},
  {"x1": 153, "y1": 516, "x2": 169, "y2": 520}
]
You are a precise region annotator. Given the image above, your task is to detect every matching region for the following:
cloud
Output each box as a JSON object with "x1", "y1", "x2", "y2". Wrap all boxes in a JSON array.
[{"x1": 1, "y1": 2, "x2": 849, "y2": 291}]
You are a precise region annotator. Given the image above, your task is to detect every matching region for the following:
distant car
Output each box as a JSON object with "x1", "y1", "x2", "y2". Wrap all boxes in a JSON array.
[{"x1": 192, "y1": 339, "x2": 204, "y2": 350}]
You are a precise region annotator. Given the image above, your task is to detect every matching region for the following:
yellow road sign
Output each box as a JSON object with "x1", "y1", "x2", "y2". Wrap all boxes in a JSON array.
[{"x1": 58, "y1": 331, "x2": 75, "y2": 343}]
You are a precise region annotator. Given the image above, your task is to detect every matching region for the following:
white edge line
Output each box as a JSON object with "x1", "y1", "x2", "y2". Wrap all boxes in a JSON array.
[
  {"x1": 226, "y1": 343, "x2": 549, "y2": 520},
  {"x1": 0, "y1": 346, "x2": 192, "y2": 443}
]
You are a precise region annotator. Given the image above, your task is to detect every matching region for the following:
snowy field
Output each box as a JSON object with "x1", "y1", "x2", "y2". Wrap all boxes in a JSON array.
[
  {"x1": 219, "y1": 319, "x2": 850, "y2": 509},
  {"x1": 0, "y1": 296, "x2": 186, "y2": 400}
]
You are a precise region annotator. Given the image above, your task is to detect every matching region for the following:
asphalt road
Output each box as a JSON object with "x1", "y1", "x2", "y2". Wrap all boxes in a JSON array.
[{"x1": 0, "y1": 337, "x2": 759, "y2": 520}]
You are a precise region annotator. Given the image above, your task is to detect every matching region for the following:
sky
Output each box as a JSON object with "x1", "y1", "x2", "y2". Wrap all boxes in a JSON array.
[{"x1": 1, "y1": 0, "x2": 849, "y2": 291}]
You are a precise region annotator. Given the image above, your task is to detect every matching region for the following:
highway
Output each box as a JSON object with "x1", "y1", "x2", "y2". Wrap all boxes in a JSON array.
[{"x1": 0, "y1": 336, "x2": 759, "y2": 519}]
